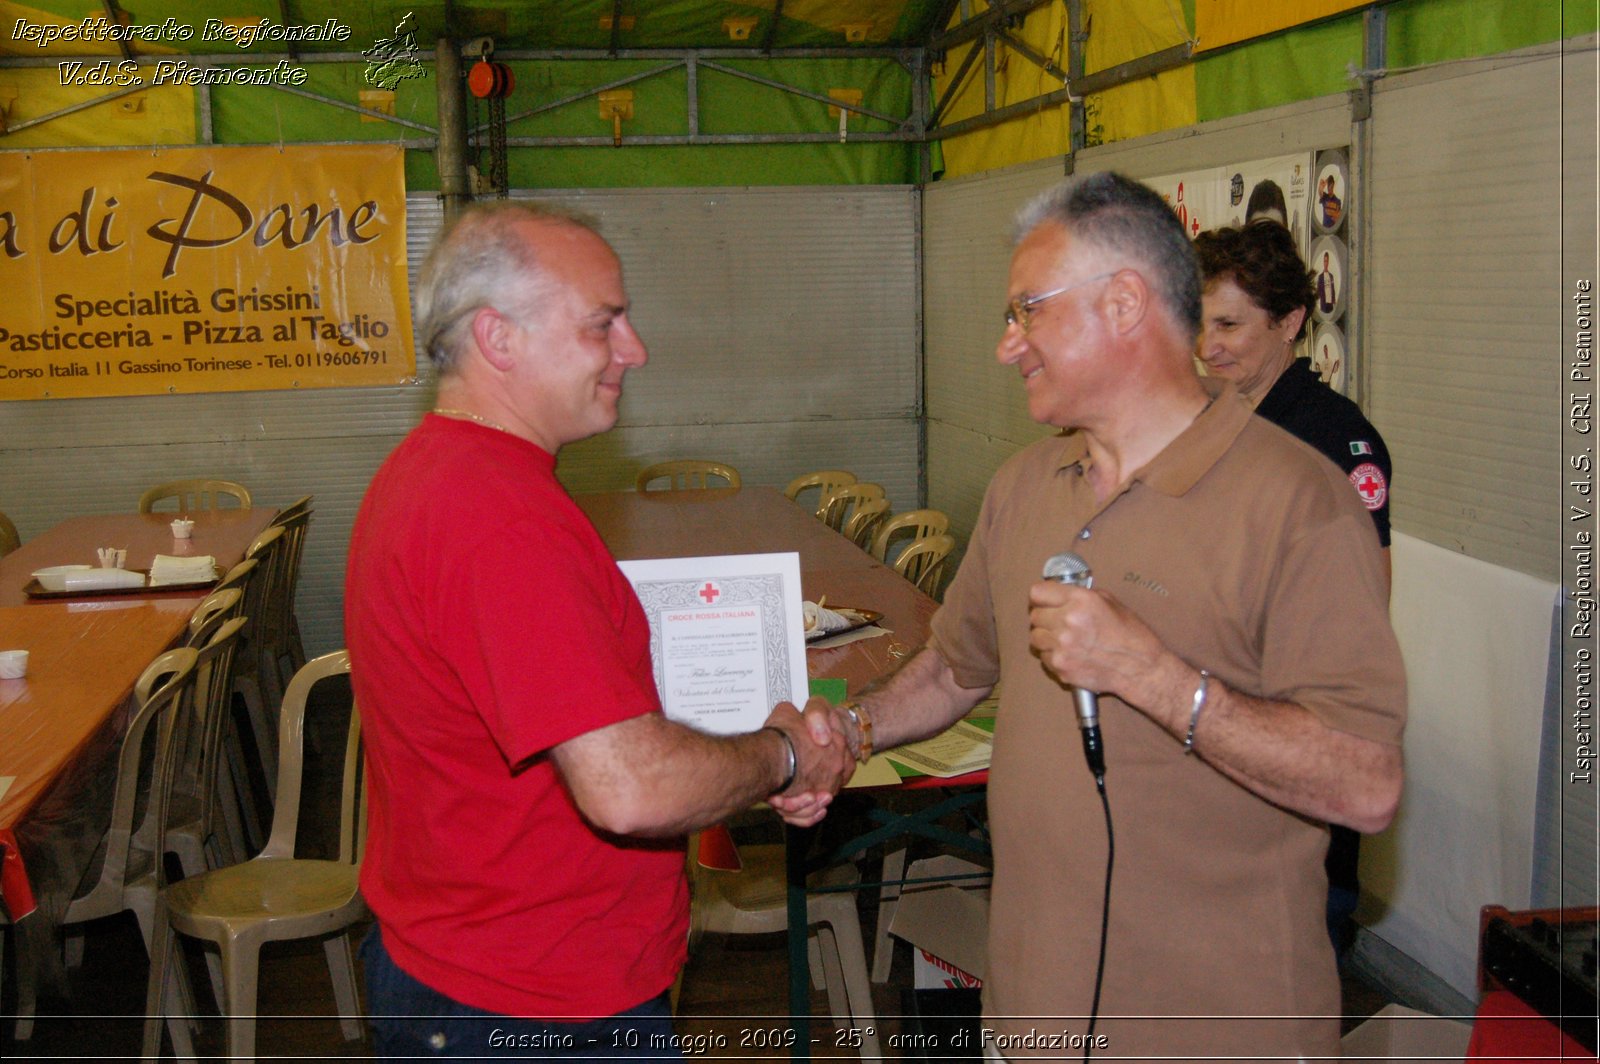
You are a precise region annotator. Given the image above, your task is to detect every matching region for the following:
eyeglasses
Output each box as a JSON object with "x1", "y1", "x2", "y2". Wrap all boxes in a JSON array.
[{"x1": 1003, "y1": 272, "x2": 1113, "y2": 332}]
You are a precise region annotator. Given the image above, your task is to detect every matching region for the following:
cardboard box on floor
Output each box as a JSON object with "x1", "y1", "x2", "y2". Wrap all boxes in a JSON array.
[
  {"x1": 886, "y1": 855, "x2": 991, "y2": 990},
  {"x1": 1339, "y1": 1003, "x2": 1473, "y2": 1062}
]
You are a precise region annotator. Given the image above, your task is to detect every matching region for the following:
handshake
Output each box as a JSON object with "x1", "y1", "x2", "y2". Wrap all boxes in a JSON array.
[{"x1": 759, "y1": 697, "x2": 870, "y2": 828}]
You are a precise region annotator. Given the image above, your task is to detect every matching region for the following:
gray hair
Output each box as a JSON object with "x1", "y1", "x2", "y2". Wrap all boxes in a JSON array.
[
  {"x1": 414, "y1": 201, "x2": 601, "y2": 371},
  {"x1": 1013, "y1": 171, "x2": 1202, "y2": 340}
]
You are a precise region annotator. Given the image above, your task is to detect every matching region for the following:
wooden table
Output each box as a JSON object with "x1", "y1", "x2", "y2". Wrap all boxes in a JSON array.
[
  {"x1": 578, "y1": 487, "x2": 979, "y2": 1055},
  {"x1": 0, "y1": 509, "x2": 273, "y2": 607},
  {"x1": 0, "y1": 507, "x2": 275, "y2": 1034},
  {"x1": 0, "y1": 605, "x2": 197, "y2": 867}
]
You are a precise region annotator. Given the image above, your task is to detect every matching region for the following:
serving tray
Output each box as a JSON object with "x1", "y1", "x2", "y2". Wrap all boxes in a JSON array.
[
  {"x1": 804, "y1": 606, "x2": 883, "y2": 642},
  {"x1": 24, "y1": 568, "x2": 217, "y2": 600}
]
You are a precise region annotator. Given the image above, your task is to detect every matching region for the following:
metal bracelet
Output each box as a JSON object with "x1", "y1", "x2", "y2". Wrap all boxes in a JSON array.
[
  {"x1": 1183, "y1": 669, "x2": 1211, "y2": 756},
  {"x1": 762, "y1": 726, "x2": 798, "y2": 791},
  {"x1": 840, "y1": 699, "x2": 873, "y2": 763}
]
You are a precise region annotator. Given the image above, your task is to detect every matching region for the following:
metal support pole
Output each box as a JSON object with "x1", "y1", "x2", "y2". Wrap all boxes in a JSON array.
[
  {"x1": 1349, "y1": 5, "x2": 1387, "y2": 409},
  {"x1": 930, "y1": 0, "x2": 1055, "y2": 52},
  {"x1": 435, "y1": 37, "x2": 469, "y2": 220},
  {"x1": 1066, "y1": 0, "x2": 1086, "y2": 156},
  {"x1": 926, "y1": 41, "x2": 1191, "y2": 141},
  {"x1": 198, "y1": 83, "x2": 213, "y2": 144},
  {"x1": 929, "y1": 37, "x2": 984, "y2": 129},
  {"x1": 984, "y1": 29, "x2": 996, "y2": 112},
  {"x1": 912, "y1": 49, "x2": 933, "y2": 185},
  {"x1": 686, "y1": 56, "x2": 700, "y2": 138}
]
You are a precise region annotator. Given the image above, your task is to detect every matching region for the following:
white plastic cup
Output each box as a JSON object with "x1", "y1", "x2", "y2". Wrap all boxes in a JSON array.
[
  {"x1": 170, "y1": 519, "x2": 195, "y2": 540},
  {"x1": 0, "y1": 649, "x2": 29, "y2": 679}
]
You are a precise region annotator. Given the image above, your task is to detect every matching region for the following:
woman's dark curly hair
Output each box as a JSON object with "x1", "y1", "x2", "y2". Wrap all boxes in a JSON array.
[{"x1": 1193, "y1": 223, "x2": 1315, "y2": 341}]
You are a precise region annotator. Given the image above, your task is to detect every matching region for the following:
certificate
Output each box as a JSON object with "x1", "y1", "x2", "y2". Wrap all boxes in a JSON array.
[
  {"x1": 617, "y1": 552, "x2": 809, "y2": 735},
  {"x1": 884, "y1": 721, "x2": 994, "y2": 778}
]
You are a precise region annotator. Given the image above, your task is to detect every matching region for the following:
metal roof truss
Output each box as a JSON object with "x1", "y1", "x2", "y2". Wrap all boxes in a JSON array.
[{"x1": 0, "y1": 0, "x2": 1197, "y2": 158}]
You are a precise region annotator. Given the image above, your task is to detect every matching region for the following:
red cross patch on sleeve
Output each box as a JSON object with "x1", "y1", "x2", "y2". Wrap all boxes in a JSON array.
[{"x1": 1350, "y1": 463, "x2": 1387, "y2": 510}]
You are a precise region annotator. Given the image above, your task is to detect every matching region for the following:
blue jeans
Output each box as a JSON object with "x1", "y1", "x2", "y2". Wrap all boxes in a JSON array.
[{"x1": 361, "y1": 927, "x2": 682, "y2": 1060}]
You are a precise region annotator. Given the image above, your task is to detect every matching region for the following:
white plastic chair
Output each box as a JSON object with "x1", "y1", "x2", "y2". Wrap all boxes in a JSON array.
[
  {"x1": 142, "y1": 651, "x2": 367, "y2": 1063},
  {"x1": 636, "y1": 460, "x2": 741, "y2": 491},
  {"x1": 842, "y1": 498, "x2": 889, "y2": 550},
  {"x1": 60, "y1": 648, "x2": 207, "y2": 1058},
  {"x1": 783, "y1": 470, "x2": 857, "y2": 516},
  {"x1": 817, "y1": 483, "x2": 886, "y2": 533},
  {"x1": 688, "y1": 826, "x2": 881, "y2": 1058},
  {"x1": 892, "y1": 533, "x2": 955, "y2": 597},
  {"x1": 137, "y1": 478, "x2": 252, "y2": 513},
  {"x1": 870, "y1": 509, "x2": 950, "y2": 566}
]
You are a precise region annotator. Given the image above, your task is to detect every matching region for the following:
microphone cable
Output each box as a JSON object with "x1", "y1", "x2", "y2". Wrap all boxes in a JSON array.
[
  {"x1": 1039, "y1": 551, "x2": 1113, "y2": 1060},
  {"x1": 1084, "y1": 769, "x2": 1113, "y2": 1062}
]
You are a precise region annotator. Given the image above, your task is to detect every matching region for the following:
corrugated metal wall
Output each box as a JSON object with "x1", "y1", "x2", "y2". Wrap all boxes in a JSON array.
[
  {"x1": 1368, "y1": 53, "x2": 1566, "y2": 583},
  {"x1": 0, "y1": 184, "x2": 920, "y2": 655},
  {"x1": 534, "y1": 187, "x2": 922, "y2": 503},
  {"x1": 924, "y1": 158, "x2": 1066, "y2": 562}
]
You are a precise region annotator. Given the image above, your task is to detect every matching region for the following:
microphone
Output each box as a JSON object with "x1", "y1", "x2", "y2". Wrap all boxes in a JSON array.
[{"x1": 1042, "y1": 551, "x2": 1107, "y2": 781}]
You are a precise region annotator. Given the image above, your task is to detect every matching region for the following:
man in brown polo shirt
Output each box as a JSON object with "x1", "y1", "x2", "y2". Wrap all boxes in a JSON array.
[{"x1": 781, "y1": 172, "x2": 1406, "y2": 1060}]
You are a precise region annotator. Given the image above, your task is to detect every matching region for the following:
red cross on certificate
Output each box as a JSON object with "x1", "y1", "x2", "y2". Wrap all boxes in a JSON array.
[{"x1": 698, "y1": 581, "x2": 721, "y2": 604}]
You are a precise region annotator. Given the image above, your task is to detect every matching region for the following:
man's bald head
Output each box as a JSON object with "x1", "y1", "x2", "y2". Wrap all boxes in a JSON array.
[{"x1": 415, "y1": 201, "x2": 602, "y2": 373}]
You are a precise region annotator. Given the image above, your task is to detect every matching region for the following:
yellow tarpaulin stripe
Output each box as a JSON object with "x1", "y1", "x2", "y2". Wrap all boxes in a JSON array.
[
  {"x1": 934, "y1": 0, "x2": 1197, "y2": 180},
  {"x1": 1194, "y1": 0, "x2": 1368, "y2": 53}
]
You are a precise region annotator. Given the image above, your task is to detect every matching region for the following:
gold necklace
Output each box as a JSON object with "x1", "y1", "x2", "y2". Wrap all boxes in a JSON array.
[{"x1": 433, "y1": 407, "x2": 512, "y2": 434}]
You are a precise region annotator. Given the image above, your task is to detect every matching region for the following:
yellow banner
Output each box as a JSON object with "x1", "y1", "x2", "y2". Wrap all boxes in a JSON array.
[
  {"x1": 0, "y1": 144, "x2": 414, "y2": 400},
  {"x1": 1194, "y1": 0, "x2": 1368, "y2": 52}
]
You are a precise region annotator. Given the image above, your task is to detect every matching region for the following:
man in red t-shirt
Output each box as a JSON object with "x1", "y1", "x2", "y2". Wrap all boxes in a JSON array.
[{"x1": 347, "y1": 203, "x2": 852, "y2": 1058}]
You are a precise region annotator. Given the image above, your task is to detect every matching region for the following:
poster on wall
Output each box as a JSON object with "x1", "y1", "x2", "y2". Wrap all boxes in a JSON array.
[
  {"x1": 1151, "y1": 150, "x2": 1364, "y2": 394},
  {"x1": 1309, "y1": 234, "x2": 1349, "y2": 323},
  {"x1": 1313, "y1": 150, "x2": 1348, "y2": 235},
  {"x1": 1147, "y1": 153, "x2": 1313, "y2": 254},
  {"x1": 0, "y1": 143, "x2": 415, "y2": 401},
  {"x1": 1144, "y1": 171, "x2": 1223, "y2": 242},
  {"x1": 1312, "y1": 322, "x2": 1347, "y2": 392}
]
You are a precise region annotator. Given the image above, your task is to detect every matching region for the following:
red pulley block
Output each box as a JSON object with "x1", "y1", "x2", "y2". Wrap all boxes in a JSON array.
[{"x1": 468, "y1": 59, "x2": 514, "y2": 99}]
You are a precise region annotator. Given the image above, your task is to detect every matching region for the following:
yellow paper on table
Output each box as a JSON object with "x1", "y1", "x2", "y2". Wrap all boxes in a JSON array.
[
  {"x1": 844, "y1": 754, "x2": 904, "y2": 789},
  {"x1": 885, "y1": 721, "x2": 993, "y2": 778}
]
